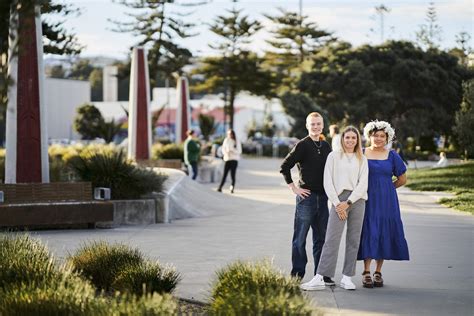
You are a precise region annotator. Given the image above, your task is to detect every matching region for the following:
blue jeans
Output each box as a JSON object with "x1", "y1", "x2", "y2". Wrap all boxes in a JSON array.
[
  {"x1": 188, "y1": 162, "x2": 198, "y2": 180},
  {"x1": 291, "y1": 191, "x2": 329, "y2": 278}
]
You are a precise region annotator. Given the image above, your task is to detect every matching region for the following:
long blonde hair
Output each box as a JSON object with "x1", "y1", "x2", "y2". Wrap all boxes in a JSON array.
[{"x1": 339, "y1": 126, "x2": 363, "y2": 163}]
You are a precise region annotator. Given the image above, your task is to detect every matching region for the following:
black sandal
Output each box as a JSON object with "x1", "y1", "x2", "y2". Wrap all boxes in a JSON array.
[
  {"x1": 362, "y1": 271, "x2": 373, "y2": 288},
  {"x1": 373, "y1": 272, "x2": 383, "y2": 287}
]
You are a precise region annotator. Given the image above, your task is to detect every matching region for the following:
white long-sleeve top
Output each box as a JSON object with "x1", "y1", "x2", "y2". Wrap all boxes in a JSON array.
[
  {"x1": 222, "y1": 137, "x2": 242, "y2": 161},
  {"x1": 323, "y1": 151, "x2": 369, "y2": 207}
]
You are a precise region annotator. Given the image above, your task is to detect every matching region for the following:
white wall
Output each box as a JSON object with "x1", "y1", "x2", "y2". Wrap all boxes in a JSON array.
[
  {"x1": 103, "y1": 65, "x2": 118, "y2": 102},
  {"x1": 44, "y1": 78, "x2": 90, "y2": 140}
]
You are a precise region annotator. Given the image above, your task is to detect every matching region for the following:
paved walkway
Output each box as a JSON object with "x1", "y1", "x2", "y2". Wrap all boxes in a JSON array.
[{"x1": 32, "y1": 158, "x2": 472, "y2": 315}]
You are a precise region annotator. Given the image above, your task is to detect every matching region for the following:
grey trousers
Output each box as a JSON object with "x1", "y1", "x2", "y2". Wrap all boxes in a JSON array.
[{"x1": 316, "y1": 190, "x2": 365, "y2": 277}]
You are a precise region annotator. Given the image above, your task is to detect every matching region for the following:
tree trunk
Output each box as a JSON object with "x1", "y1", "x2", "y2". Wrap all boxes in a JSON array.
[{"x1": 229, "y1": 88, "x2": 236, "y2": 130}]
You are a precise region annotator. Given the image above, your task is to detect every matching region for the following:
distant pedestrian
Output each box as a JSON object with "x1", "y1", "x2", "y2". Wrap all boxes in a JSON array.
[
  {"x1": 329, "y1": 124, "x2": 341, "y2": 152},
  {"x1": 217, "y1": 129, "x2": 242, "y2": 193},
  {"x1": 433, "y1": 152, "x2": 449, "y2": 168},
  {"x1": 307, "y1": 126, "x2": 369, "y2": 291},
  {"x1": 280, "y1": 112, "x2": 335, "y2": 288},
  {"x1": 358, "y1": 120, "x2": 409, "y2": 288},
  {"x1": 393, "y1": 140, "x2": 409, "y2": 166},
  {"x1": 184, "y1": 130, "x2": 201, "y2": 180}
]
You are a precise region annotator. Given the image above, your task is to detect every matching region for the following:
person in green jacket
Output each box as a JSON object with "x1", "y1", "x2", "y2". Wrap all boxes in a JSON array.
[{"x1": 184, "y1": 129, "x2": 201, "y2": 180}]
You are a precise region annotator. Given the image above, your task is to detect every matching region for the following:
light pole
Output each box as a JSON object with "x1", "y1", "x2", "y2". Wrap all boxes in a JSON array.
[{"x1": 375, "y1": 4, "x2": 390, "y2": 43}]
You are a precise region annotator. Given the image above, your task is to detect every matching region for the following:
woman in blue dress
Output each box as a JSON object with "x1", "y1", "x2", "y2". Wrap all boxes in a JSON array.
[{"x1": 358, "y1": 120, "x2": 409, "y2": 288}]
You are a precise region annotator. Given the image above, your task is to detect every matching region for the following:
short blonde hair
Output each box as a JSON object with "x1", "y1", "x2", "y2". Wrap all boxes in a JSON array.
[{"x1": 306, "y1": 112, "x2": 322, "y2": 120}]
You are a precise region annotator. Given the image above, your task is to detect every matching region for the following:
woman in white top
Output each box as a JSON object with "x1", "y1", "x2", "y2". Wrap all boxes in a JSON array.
[
  {"x1": 217, "y1": 129, "x2": 242, "y2": 193},
  {"x1": 301, "y1": 126, "x2": 368, "y2": 291}
]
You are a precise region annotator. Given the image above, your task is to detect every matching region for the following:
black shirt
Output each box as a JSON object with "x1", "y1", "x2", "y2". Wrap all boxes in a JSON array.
[{"x1": 279, "y1": 136, "x2": 332, "y2": 193}]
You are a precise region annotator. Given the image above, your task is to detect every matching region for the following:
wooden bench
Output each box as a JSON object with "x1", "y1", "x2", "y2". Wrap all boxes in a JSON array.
[{"x1": 0, "y1": 182, "x2": 113, "y2": 228}]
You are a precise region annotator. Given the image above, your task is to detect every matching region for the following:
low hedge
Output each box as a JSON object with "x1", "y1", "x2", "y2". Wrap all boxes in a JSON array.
[
  {"x1": 68, "y1": 241, "x2": 144, "y2": 291},
  {"x1": 0, "y1": 234, "x2": 59, "y2": 289},
  {"x1": 68, "y1": 150, "x2": 167, "y2": 199},
  {"x1": 153, "y1": 143, "x2": 184, "y2": 161},
  {"x1": 113, "y1": 262, "x2": 181, "y2": 295},
  {"x1": 0, "y1": 235, "x2": 178, "y2": 315},
  {"x1": 209, "y1": 260, "x2": 314, "y2": 315},
  {"x1": 68, "y1": 241, "x2": 180, "y2": 295}
]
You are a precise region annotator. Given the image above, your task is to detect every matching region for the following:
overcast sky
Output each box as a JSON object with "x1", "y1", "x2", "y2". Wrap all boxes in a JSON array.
[{"x1": 51, "y1": 0, "x2": 473, "y2": 59}]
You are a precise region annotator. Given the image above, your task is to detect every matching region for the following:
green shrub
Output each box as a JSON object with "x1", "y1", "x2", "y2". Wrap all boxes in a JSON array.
[
  {"x1": 210, "y1": 288, "x2": 314, "y2": 316},
  {"x1": 0, "y1": 234, "x2": 108, "y2": 315},
  {"x1": 0, "y1": 270, "x2": 109, "y2": 316},
  {"x1": 69, "y1": 149, "x2": 167, "y2": 199},
  {"x1": 0, "y1": 269, "x2": 178, "y2": 316},
  {"x1": 0, "y1": 235, "x2": 178, "y2": 316},
  {"x1": 68, "y1": 241, "x2": 144, "y2": 291},
  {"x1": 209, "y1": 260, "x2": 314, "y2": 316},
  {"x1": 111, "y1": 292, "x2": 178, "y2": 315},
  {"x1": 68, "y1": 241, "x2": 181, "y2": 296},
  {"x1": 113, "y1": 261, "x2": 181, "y2": 295},
  {"x1": 0, "y1": 234, "x2": 59, "y2": 289},
  {"x1": 49, "y1": 156, "x2": 77, "y2": 182},
  {"x1": 153, "y1": 143, "x2": 184, "y2": 160}
]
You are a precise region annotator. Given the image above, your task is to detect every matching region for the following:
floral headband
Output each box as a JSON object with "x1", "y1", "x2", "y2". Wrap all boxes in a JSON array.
[{"x1": 363, "y1": 120, "x2": 395, "y2": 142}]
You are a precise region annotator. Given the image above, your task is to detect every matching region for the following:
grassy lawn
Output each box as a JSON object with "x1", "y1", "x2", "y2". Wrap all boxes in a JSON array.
[{"x1": 406, "y1": 161, "x2": 474, "y2": 215}]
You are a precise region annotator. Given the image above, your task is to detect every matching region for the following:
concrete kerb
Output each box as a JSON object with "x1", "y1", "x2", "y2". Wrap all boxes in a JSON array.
[
  {"x1": 151, "y1": 167, "x2": 217, "y2": 222},
  {"x1": 98, "y1": 167, "x2": 212, "y2": 227},
  {"x1": 152, "y1": 167, "x2": 187, "y2": 224},
  {"x1": 97, "y1": 168, "x2": 187, "y2": 227}
]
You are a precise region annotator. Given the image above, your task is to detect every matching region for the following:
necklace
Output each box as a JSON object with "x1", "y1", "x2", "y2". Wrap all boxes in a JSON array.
[{"x1": 312, "y1": 140, "x2": 322, "y2": 155}]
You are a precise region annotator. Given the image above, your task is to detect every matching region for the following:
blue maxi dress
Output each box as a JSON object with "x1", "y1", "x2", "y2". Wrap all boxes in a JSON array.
[{"x1": 357, "y1": 150, "x2": 409, "y2": 260}]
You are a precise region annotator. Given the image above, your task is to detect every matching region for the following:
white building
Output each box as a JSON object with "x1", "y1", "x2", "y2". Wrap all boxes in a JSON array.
[
  {"x1": 93, "y1": 88, "x2": 291, "y2": 141},
  {"x1": 44, "y1": 78, "x2": 90, "y2": 141}
]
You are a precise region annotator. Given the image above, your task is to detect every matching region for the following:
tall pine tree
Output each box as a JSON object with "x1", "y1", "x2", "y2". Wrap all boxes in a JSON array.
[
  {"x1": 192, "y1": 8, "x2": 270, "y2": 130},
  {"x1": 263, "y1": 8, "x2": 334, "y2": 95},
  {"x1": 111, "y1": 0, "x2": 207, "y2": 87}
]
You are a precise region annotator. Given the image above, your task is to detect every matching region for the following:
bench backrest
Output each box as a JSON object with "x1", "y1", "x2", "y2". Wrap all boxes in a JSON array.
[{"x1": 0, "y1": 182, "x2": 93, "y2": 204}]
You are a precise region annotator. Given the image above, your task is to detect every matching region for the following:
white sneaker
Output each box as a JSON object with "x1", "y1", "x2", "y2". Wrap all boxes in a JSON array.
[
  {"x1": 340, "y1": 275, "x2": 356, "y2": 290},
  {"x1": 300, "y1": 274, "x2": 325, "y2": 291}
]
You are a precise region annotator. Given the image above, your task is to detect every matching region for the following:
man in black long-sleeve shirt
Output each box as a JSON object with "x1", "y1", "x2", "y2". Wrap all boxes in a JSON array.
[{"x1": 280, "y1": 112, "x2": 334, "y2": 289}]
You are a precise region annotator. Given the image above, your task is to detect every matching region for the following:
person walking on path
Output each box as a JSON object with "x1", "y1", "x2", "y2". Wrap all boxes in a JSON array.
[
  {"x1": 280, "y1": 112, "x2": 335, "y2": 286},
  {"x1": 329, "y1": 124, "x2": 341, "y2": 152},
  {"x1": 184, "y1": 129, "x2": 201, "y2": 180},
  {"x1": 217, "y1": 129, "x2": 242, "y2": 193},
  {"x1": 304, "y1": 126, "x2": 369, "y2": 291},
  {"x1": 358, "y1": 120, "x2": 409, "y2": 288}
]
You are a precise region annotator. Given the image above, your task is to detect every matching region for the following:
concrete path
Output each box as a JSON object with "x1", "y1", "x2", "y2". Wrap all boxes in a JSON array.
[{"x1": 30, "y1": 158, "x2": 473, "y2": 315}]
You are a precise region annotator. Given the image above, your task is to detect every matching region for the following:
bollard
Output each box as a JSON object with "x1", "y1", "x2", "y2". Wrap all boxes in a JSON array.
[
  {"x1": 256, "y1": 143, "x2": 263, "y2": 156},
  {"x1": 272, "y1": 143, "x2": 279, "y2": 158}
]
